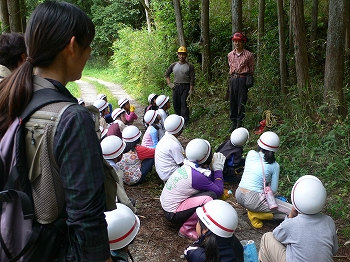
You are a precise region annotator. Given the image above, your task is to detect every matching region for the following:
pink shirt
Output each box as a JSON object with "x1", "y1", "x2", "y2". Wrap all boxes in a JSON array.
[{"x1": 228, "y1": 48, "x2": 254, "y2": 75}]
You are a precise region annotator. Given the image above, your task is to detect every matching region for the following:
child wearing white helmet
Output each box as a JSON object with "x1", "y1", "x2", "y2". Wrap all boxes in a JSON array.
[
  {"x1": 184, "y1": 200, "x2": 244, "y2": 262},
  {"x1": 101, "y1": 136, "x2": 136, "y2": 213},
  {"x1": 117, "y1": 126, "x2": 155, "y2": 185},
  {"x1": 107, "y1": 108, "x2": 127, "y2": 138},
  {"x1": 93, "y1": 98, "x2": 110, "y2": 130},
  {"x1": 155, "y1": 114, "x2": 185, "y2": 181},
  {"x1": 160, "y1": 139, "x2": 226, "y2": 241},
  {"x1": 259, "y1": 175, "x2": 338, "y2": 262},
  {"x1": 77, "y1": 97, "x2": 85, "y2": 106},
  {"x1": 143, "y1": 93, "x2": 159, "y2": 128},
  {"x1": 141, "y1": 110, "x2": 161, "y2": 148},
  {"x1": 97, "y1": 93, "x2": 113, "y2": 123},
  {"x1": 215, "y1": 127, "x2": 249, "y2": 184},
  {"x1": 118, "y1": 97, "x2": 138, "y2": 125},
  {"x1": 105, "y1": 203, "x2": 140, "y2": 261},
  {"x1": 156, "y1": 94, "x2": 171, "y2": 138},
  {"x1": 235, "y1": 131, "x2": 293, "y2": 229}
]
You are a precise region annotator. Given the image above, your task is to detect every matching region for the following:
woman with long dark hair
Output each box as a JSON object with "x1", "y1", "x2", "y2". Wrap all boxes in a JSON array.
[{"x1": 0, "y1": 2, "x2": 111, "y2": 261}]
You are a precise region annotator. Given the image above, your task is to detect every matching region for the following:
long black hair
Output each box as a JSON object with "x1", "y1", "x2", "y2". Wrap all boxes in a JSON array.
[
  {"x1": 0, "y1": 33, "x2": 26, "y2": 71},
  {"x1": 257, "y1": 146, "x2": 276, "y2": 164},
  {"x1": 196, "y1": 220, "x2": 244, "y2": 262},
  {"x1": 0, "y1": 1, "x2": 95, "y2": 139}
]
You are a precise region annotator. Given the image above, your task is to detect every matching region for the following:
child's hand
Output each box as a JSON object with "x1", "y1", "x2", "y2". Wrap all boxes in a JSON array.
[{"x1": 130, "y1": 105, "x2": 135, "y2": 112}]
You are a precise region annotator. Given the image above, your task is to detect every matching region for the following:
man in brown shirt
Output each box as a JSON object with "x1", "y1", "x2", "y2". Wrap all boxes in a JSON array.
[{"x1": 227, "y1": 32, "x2": 254, "y2": 132}]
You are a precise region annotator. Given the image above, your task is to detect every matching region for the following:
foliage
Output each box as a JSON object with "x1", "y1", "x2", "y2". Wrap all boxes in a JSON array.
[{"x1": 66, "y1": 81, "x2": 80, "y2": 98}]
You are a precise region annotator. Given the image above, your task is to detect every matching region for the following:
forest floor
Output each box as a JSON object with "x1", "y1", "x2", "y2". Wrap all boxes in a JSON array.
[{"x1": 76, "y1": 77, "x2": 350, "y2": 261}]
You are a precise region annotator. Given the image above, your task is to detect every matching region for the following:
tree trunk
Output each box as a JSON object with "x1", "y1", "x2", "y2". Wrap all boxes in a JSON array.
[
  {"x1": 324, "y1": 0, "x2": 347, "y2": 118},
  {"x1": 345, "y1": 0, "x2": 350, "y2": 49},
  {"x1": 309, "y1": 0, "x2": 318, "y2": 66},
  {"x1": 257, "y1": 0, "x2": 265, "y2": 67},
  {"x1": 201, "y1": 0, "x2": 210, "y2": 80},
  {"x1": 7, "y1": 0, "x2": 22, "y2": 32},
  {"x1": 277, "y1": 0, "x2": 288, "y2": 95},
  {"x1": 290, "y1": 0, "x2": 311, "y2": 106},
  {"x1": 231, "y1": 0, "x2": 242, "y2": 49},
  {"x1": 288, "y1": 1, "x2": 293, "y2": 51},
  {"x1": 0, "y1": 0, "x2": 10, "y2": 32},
  {"x1": 173, "y1": 0, "x2": 186, "y2": 46},
  {"x1": 144, "y1": 0, "x2": 151, "y2": 33}
]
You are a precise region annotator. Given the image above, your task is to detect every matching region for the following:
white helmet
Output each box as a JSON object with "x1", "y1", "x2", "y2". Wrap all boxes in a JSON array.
[
  {"x1": 118, "y1": 97, "x2": 129, "y2": 108},
  {"x1": 112, "y1": 108, "x2": 126, "y2": 121},
  {"x1": 148, "y1": 93, "x2": 157, "y2": 104},
  {"x1": 185, "y1": 138, "x2": 211, "y2": 164},
  {"x1": 230, "y1": 127, "x2": 249, "y2": 147},
  {"x1": 156, "y1": 95, "x2": 169, "y2": 108},
  {"x1": 105, "y1": 203, "x2": 140, "y2": 250},
  {"x1": 122, "y1": 125, "x2": 142, "y2": 142},
  {"x1": 100, "y1": 126, "x2": 108, "y2": 140},
  {"x1": 164, "y1": 114, "x2": 184, "y2": 134},
  {"x1": 97, "y1": 93, "x2": 106, "y2": 100},
  {"x1": 291, "y1": 175, "x2": 326, "y2": 215},
  {"x1": 257, "y1": 131, "x2": 280, "y2": 152},
  {"x1": 93, "y1": 99, "x2": 108, "y2": 112},
  {"x1": 77, "y1": 98, "x2": 85, "y2": 105},
  {"x1": 101, "y1": 135, "x2": 126, "y2": 159},
  {"x1": 144, "y1": 110, "x2": 158, "y2": 125},
  {"x1": 196, "y1": 200, "x2": 238, "y2": 238}
]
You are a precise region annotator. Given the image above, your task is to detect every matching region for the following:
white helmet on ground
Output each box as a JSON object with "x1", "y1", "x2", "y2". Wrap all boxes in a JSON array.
[
  {"x1": 230, "y1": 127, "x2": 249, "y2": 147},
  {"x1": 164, "y1": 114, "x2": 184, "y2": 134},
  {"x1": 148, "y1": 93, "x2": 157, "y2": 104},
  {"x1": 101, "y1": 135, "x2": 126, "y2": 159},
  {"x1": 105, "y1": 203, "x2": 140, "y2": 250},
  {"x1": 156, "y1": 95, "x2": 169, "y2": 108},
  {"x1": 112, "y1": 108, "x2": 126, "y2": 121},
  {"x1": 97, "y1": 94, "x2": 106, "y2": 100},
  {"x1": 196, "y1": 200, "x2": 238, "y2": 238},
  {"x1": 122, "y1": 125, "x2": 142, "y2": 142},
  {"x1": 93, "y1": 99, "x2": 108, "y2": 112},
  {"x1": 291, "y1": 175, "x2": 327, "y2": 215},
  {"x1": 118, "y1": 97, "x2": 129, "y2": 108},
  {"x1": 185, "y1": 138, "x2": 211, "y2": 164},
  {"x1": 257, "y1": 131, "x2": 280, "y2": 152},
  {"x1": 144, "y1": 110, "x2": 158, "y2": 125}
]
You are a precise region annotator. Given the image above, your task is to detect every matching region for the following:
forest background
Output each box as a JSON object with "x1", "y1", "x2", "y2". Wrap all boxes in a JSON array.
[{"x1": 1, "y1": 0, "x2": 349, "y2": 251}]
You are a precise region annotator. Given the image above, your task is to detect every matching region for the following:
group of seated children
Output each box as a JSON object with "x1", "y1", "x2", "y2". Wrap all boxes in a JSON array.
[{"x1": 80, "y1": 93, "x2": 338, "y2": 262}]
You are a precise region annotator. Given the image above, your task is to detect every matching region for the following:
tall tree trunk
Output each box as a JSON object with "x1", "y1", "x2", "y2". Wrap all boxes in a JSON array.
[
  {"x1": 231, "y1": 0, "x2": 242, "y2": 49},
  {"x1": 277, "y1": 0, "x2": 287, "y2": 95},
  {"x1": 144, "y1": 0, "x2": 151, "y2": 32},
  {"x1": 257, "y1": 0, "x2": 265, "y2": 67},
  {"x1": 345, "y1": 0, "x2": 350, "y2": 49},
  {"x1": 201, "y1": 0, "x2": 210, "y2": 80},
  {"x1": 7, "y1": 0, "x2": 22, "y2": 31},
  {"x1": 309, "y1": 0, "x2": 318, "y2": 66},
  {"x1": 324, "y1": 0, "x2": 347, "y2": 118},
  {"x1": 290, "y1": 0, "x2": 312, "y2": 108},
  {"x1": 0, "y1": 0, "x2": 10, "y2": 32},
  {"x1": 288, "y1": 1, "x2": 293, "y2": 51},
  {"x1": 173, "y1": 0, "x2": 186, "y2": 46}
]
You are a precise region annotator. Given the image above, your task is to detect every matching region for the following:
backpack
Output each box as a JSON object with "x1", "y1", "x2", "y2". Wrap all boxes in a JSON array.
[{"x1": 0, "y1": 85, "x2": 75, "y2": 262}]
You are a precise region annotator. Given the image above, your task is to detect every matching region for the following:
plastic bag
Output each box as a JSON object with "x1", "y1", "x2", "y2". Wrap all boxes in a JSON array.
[{"x1": 240, "y1": 240, "x2": 259, "y2": 262}]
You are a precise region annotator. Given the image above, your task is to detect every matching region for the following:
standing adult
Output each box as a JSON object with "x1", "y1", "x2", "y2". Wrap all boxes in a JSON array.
[
  {"x1": 165, "y1": 46, "x2": 195, "y2": 124},
  {"x1": 0, "y1": 2, "x2": 111, "y2": 261},
  {"x1": 227, "y1": 32, "x2": 254, "y2": 132}
]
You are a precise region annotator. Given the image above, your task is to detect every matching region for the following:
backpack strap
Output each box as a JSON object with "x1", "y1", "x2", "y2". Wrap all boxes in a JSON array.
[{"x1": 20, "y1": 88, "x2": 75, "y2": 120}]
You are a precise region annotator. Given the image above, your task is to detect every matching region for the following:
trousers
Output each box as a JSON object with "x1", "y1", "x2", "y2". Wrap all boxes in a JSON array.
[
  {"x1": 173, "y1": 83, "x2": 190, "y2": 122},
  {"x1": 229, "y1": 77, "x2": 248, "y2": 121}
]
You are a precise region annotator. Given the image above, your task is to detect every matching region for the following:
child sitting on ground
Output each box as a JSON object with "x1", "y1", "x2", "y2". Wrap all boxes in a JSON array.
[
  {"x1": 184, "y1": 199, "x2": 244, "y2": 262},
  {"x1": 143, "y1": 93, "x2": 158, "y2": 128},
  {"x1": 142, "y1": 110, "x2": 161, "y2": 148},
  {"x1": 105, "y1": 203, "x2": 140, "y2": 261},
  {"x1": 118, "y1": 97, "x2": 138, "y2": 125},
  {"x1": 107, "y1": 108, "x2": 127, "y2": 138},
  {"x1": 155, "y1": 94, "x2": 170, "y2": 139},
  {"x1": 93, "y1": 98, "x2": 110, "y2": 130},
  {"x1": 215, "y1": 127, "x2": 249, "y2": 184},
  {"x1": 97, "y1": 93, "x2": 113, "y2": 123}
]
